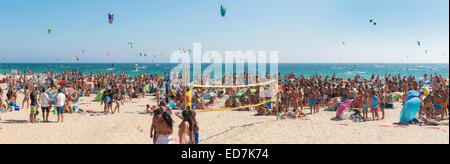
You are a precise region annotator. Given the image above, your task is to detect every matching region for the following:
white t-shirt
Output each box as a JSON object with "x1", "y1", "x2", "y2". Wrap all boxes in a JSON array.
[
  {"x1": 56, "y1": 93, "x2": 66, "y2": 107},
  {"x1": 38, "y1": 93, "x2": 50, "y2": 107}
]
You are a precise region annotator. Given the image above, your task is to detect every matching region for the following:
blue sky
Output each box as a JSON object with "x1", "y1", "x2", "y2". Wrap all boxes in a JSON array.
[{"x1": 0, "y1": 0, "x2": 448, "y2": 63}]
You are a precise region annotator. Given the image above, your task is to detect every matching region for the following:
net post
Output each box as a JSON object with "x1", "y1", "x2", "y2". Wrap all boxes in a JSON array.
[
  {"x1": 276, "y1": 74, "x2": 279, "y2": 120},
  {"x1": 183, "y1": 64, "x2": 187, "y2": 111}
]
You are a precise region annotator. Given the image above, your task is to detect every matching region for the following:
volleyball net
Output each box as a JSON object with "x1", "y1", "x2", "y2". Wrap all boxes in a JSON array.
[{"x1": 186, "y1": 79, "x2": 279, "y2": 113}]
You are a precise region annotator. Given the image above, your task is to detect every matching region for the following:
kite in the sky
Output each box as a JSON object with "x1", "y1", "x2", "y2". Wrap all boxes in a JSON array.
[
  {"x1": 82, "y1": 50, "x2": 85, "y2": 54},
  {"x1": 48, "y1": 29, "x2": 54, "y2": 35},
  {"x1": 76, "y1": 56, "x2": 80, "y2": 61},
  {"x1": 220, "y1": 5, "x2": 227, "y2": 17},
  {"x1": 425, "y1": 50, "x2": 428, "y2": 54},
  {"x1": 128, "y1": 42, "x2": 135, "y2": 48},
  {"x1": 107, "y1": 50, "x2": 111, "y2": 56},
  {"x1": 417, "y1": 41, "x2": 421, "y2": 46},
  {"x1": 161, "y1": 52, "x2": 165, "y2": 57},
  {"x1": 369, "y1": 19, "x2": 376, "y2": 26},
  {"x1": 108, "y1": 13, "x2": 114, "y2": 24}
]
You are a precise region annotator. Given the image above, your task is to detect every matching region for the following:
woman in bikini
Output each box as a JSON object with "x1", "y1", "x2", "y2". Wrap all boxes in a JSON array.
[
  {"x1": 176, "y1": 111, "x2": 194, "y2": 144},
  {"x1": 154, "y1": 109, "x2": 173, "y2": 144},
  {"x1": 22, "y1": 86, "x2": 30, "y2": 109}
]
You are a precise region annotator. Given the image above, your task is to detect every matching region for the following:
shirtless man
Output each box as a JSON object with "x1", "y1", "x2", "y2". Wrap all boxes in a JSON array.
[{"x1": 432, "y1": 90, "x2": 444, "y2": 120}]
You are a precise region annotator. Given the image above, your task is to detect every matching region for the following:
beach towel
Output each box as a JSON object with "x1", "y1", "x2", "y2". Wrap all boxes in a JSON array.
[{"x1": 95, "y1": 89, "x2": 105, "y2": 102}]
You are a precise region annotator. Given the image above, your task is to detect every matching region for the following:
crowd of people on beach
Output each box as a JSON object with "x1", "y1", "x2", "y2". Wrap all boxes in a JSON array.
[
  {"x1": 0, "y1": 70, "x2": 200, "y2": 144},
  {"x1": 276, "y1": 72, "x2": 449, "y2": 123},
  {"x1": 0, "y1": 69, "x2": 448, "y2": 142}
]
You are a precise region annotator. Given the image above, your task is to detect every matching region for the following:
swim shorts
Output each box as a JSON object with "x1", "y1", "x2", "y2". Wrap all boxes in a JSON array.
[
  {"x1": 371, "y1": 108, "x2": 378, "y2": 112},
  {"x1": 309, "y1": 98, "x2": 316, "y2": 105},
  {"x1": 363, "y1": 103, "x2": 369, "y2": 112},
  {"x1": 56, "y1": 107, "x2": 64, "y2": 114},
  {"x1": 31, "y1": 106, "x2": 37, "y2": 114},
  {"x1": 434, "y1": 104, "x2": 442, "y2": 110},
  {"x1": 41, "y1": 107, "x2": 49, "y2": 113},
  {"x1": 105, "y1": 96, "x2": 112, "y2": 104}
]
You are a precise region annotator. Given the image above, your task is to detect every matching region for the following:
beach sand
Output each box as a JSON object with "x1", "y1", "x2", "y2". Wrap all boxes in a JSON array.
[{"x1": 0, "y1": 83, "x2": 448, "y2": 144}]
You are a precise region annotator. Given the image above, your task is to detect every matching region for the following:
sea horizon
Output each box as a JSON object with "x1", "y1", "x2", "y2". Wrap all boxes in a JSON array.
[{"x1": 1, "y1": 63, "x2": 448, "y2": 79}]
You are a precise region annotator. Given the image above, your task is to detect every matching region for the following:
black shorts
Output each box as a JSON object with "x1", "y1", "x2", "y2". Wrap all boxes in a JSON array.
[{"x1": 41, "y1": 107, "x2": 49, "y2": 113}]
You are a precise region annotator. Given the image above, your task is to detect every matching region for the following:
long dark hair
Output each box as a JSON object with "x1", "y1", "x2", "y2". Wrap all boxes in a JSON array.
[
  {"x1": 182, "y1": 111, "x2": 194, "y2": 133},
  {"x1": 162, "y1": 111, "x2": 174, "y2": 128}
]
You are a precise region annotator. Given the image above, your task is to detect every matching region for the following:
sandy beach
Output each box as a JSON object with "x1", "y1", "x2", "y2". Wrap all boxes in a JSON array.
[{"x1": 1, "y1": 82, "x2": 448, "y2": 144}]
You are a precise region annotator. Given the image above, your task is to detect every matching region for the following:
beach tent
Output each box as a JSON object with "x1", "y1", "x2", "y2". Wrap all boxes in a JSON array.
[
  {"x1": 95, "y1": 89, "x2": 106, "y2": 102},
  {"x1": 399, "y1": 91, "x2": 421, "y2": 123},
  {"x1": 336, "y1": 99, "x2": 354, "y2": 118}
]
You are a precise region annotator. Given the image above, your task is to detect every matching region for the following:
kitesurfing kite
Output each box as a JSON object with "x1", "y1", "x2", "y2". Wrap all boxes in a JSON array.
[
  {"x1": 76, "y1": 56, "x2": 80, "y2": 61},
  {"x1": 425, "y1": 50, "x2": 428, "y2": 54},
  {"x1": 161, "y1": 52, "x2": 165, "y2": 57},
  {"x1": 417, "y1": 41, "x2": 421, "y2": 46},
  {"x1": 107, "y1": 50, "x2": 111, "y2": 56},
  {"x1": 128, "y1": 42, "x2": 135, "y2": 48},
  {"x1": 369, "y1": 19, "x2": 376, "y2": 26},
  {"x1": 108, "y1": 13, "x2": 114, "y2": 24},
  {"x1": 48, "y1": 29, "x2": 54, "y2": 35},
  {"x1": 82, "y1": 50, "x2": 85, "y2": 54},
  {"x1": 220, "y1": 5, "x2": 227, "y2": 17}
]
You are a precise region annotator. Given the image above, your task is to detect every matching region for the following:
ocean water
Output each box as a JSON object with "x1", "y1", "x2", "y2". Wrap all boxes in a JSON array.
[{"x1": 0, "y1": 63, "x2": 448, "y2": 80}]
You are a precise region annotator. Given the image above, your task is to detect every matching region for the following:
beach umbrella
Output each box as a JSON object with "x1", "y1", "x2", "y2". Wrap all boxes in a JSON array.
[
  {"x1": 422, "y1": 81, "x2": 431, "y2": 86},
  {"x1": 399, "y1": 91, "x2": 421, "y2": 123},
  {"x1": 387, "y1": 92, "x2": 403, "y2": 100},
  {"x1": 336, "y1": 99, "x2": 354, "y2": 118},
  {"x1": 327, "y1": 97, "x2": 342, "y2": 111}
]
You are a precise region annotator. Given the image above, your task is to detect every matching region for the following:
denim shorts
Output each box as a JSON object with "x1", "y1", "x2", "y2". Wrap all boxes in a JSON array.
[{"x1": 56, "y1": 107, "x2": 64, "y2": 114}]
